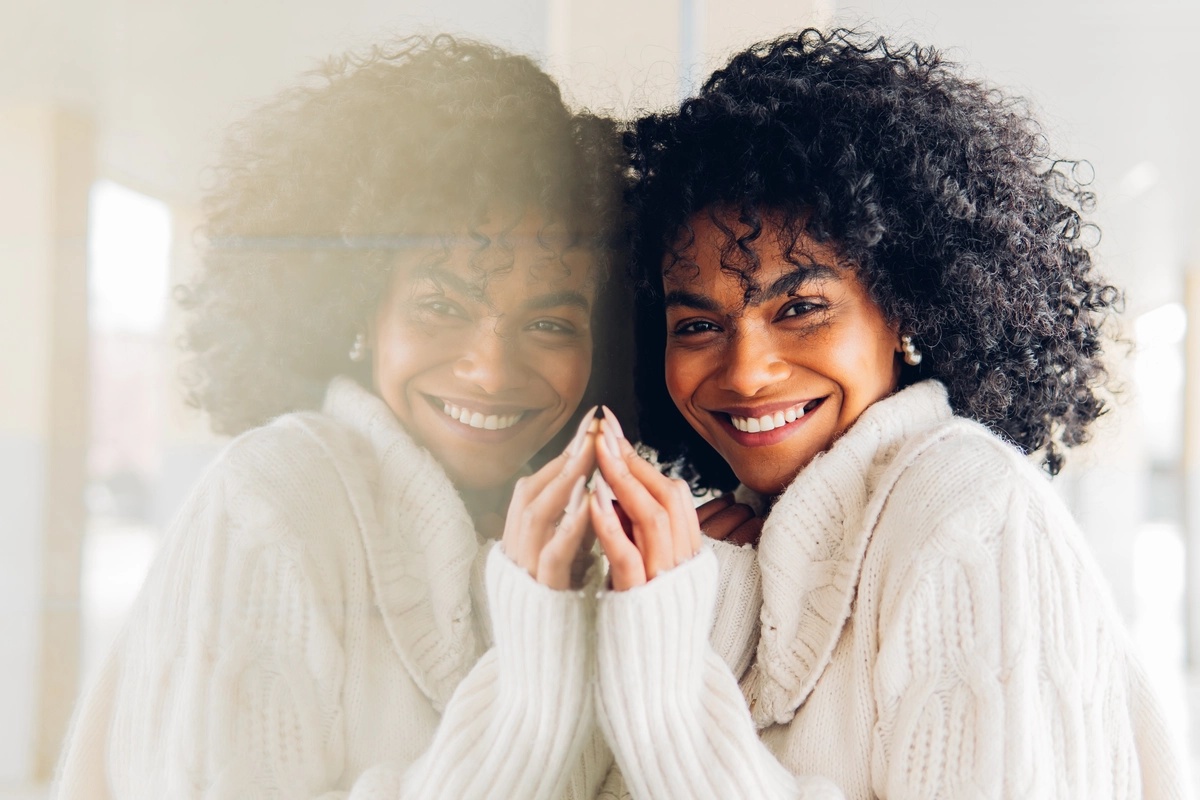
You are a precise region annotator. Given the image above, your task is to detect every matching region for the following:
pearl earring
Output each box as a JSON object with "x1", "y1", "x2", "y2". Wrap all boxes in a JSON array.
[
  {"x1": 901, "y1": 334, "x2": 923, "y2": 366},
  {"x1": 348, "y1": 332, "x2": 367, "y2": 362}
]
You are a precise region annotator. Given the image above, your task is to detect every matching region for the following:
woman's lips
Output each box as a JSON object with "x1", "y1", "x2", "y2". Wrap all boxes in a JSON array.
[
  {"x1": 422, "y1": 393, "x2": 539, "y2": 439},
  {"x1": 713, "y1": 397, "x2": 826, "y2": 447},
  {"x1": 438, "y1": 400, "x2": 523, "y2": 431}
]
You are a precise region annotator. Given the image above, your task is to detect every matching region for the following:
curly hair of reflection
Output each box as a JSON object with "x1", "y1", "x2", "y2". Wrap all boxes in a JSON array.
[
  {"x1": 627, "y1": 28, "x2": 1119, "y2": 491},
  {"x1": 178, "y1": 35, "x2": 628, "y2": 436}
]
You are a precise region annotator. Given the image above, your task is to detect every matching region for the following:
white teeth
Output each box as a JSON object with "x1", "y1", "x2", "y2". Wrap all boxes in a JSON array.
[
  {"x1": 729, "y1": 400, "x2": 817, "y2": 435},
  {"x1": 441, "y1": 402, "x2": 522, "y2": 430}
]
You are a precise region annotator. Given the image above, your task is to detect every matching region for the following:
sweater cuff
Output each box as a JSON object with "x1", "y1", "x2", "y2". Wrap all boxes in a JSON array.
[
  {"x1": 707, "y1": 538, "x2": 761, "y2": 678},
  {"x1": 595, "y1": 550, "x2": 829, "y2": 799},
  {"x1": 486, "y1": 545, "x2": 593, "y2": 690},
  {"x1": 596, "y1": 548, "x2": 718, "y2": 691}
]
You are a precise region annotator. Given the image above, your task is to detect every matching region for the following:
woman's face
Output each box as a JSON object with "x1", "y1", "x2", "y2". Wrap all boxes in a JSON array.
[
  {"x1": 663, "y1": 213, "x2": 902, "y2": 496},
  {"x1": 371, "y1": 215, "x2": 596, "y2": 491}
]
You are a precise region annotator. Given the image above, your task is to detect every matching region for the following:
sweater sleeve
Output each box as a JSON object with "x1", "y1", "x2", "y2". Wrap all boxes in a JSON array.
[
  {"x1": 400, "y1": 546, "x2": 596, "y2": 798},
  {"x1": 706, "y1": 538, "x2": 762, "y2": 678},
  {"x1": 594, "y1": 549, "x2": 843, "y2": 800},
  {"x1": 54, "y1": 455, "x2": 594, "y2": 800}
]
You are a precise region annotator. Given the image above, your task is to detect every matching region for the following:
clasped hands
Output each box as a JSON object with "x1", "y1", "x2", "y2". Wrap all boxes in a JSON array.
[{"x1": 501, "y1": 406, "x2": 762, "y2": 591}]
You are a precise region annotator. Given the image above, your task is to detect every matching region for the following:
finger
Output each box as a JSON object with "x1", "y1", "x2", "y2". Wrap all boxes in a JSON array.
[
  {"x1": 695, "y1": 493, "x2": 736, "y2": 525},
  {"x1": 726, "y1": 516, "x2": 764, "y2": 548},
  {"x1": 568, "y1": 406, "x2": 601, "y2": 457},
  {"x1": 524, "y1": 463, "x2": 601, "y2": 578},
  {"x1": 597, "y1": 422, "x2": 700, "y2": 573},
  {"x1": 599, "y1": 418, "x2": 692, "y2": 507},
  {"x1": 613, "y1": 501, "x2": 634, "y2": 542},
  {"x1": 507, "y1": 430, "x2": 598, "y2": 572},
  {"x1": 700, "y1": 503, "x2": 755, "y2": 541},
  {"x1": 590, "y1": 485, "x2": 646, "y2": 590},
  {"x1": 509, "y1": 407, "x2": 598, "y2": 510},
  {"x1": 594, "y1": 423, "x2": 675, "y2": 576},
  {"x1": 537, "y1": 479, "x2": 592, "y2": 590},
  {"x1": 503, "y1": 452, "x2": 568, "y2": 556},
  {"x1": 671, "y1": 477, "x2": 703, "y2": 559}
]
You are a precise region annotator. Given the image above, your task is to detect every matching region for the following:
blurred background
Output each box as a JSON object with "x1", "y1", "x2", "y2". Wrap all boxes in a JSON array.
[{"x1": 2, "y1": 0, "x2": 1198, "y2": 795}]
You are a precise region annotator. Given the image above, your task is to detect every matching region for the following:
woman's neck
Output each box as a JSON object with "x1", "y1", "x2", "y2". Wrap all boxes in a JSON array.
[{"x1": 459, "y1": 483, "x2": 513, "y2": 540}]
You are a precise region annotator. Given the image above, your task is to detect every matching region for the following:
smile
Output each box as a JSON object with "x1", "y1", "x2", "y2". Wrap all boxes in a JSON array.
[
  {"x1": 439, "y1": 401, "x2": 524, "y2": 430},
  {"x1": 728, "y1": 399, "x2": 823, "y2": 433}
]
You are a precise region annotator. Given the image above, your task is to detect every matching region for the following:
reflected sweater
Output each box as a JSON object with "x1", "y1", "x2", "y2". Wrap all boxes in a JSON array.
[
  {"x1": 593, "y1": 381, "x2": 1189, "y2": 799},
  {"x1": 53, "y1": 377, "x2": 612, "y2": 799}
]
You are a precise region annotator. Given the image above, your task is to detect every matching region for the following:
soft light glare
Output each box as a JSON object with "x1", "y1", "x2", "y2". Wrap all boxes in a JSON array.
[
  {"x1": 1118, "y1": 161, "x2": 1160, "y2": 200},
  {"x1": 88, "y1": 180, "x2": 172, "y2": 334},
  {"x1": 1133, "y1": 302, "x2": 1186, "y2": 461},
  {"x1": 1134, "y1": 302, "x2": 1186, "y2": 348}
]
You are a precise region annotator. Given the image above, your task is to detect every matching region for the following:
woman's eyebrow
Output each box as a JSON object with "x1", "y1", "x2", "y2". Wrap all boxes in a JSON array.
[
  {"x1": 415, "y1": 266, "x2": 589, "y2": 313},
  {"x1": 664, "y1": 289, "x2": 720, "y2": 312},
  {"x1": 522, "y1": 290, "x2": 590, "y2": 312},
  {"x1": 662, "y1": 265, "x2": 838, "y2": 312},
  {"x1": 413, "y1": 265, "x2": 480, "y2": 299},
  {"x1": 756, "y1": 264, "x2": 838, "y2": 303}
]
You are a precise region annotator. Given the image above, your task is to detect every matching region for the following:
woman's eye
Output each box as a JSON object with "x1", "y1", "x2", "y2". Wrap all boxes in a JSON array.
[
  {"x1": 526, "y1": 319, "x2": 574, "y2": 335},
  {"x1": 672, "y1": 319, "x2": 721, "y2": 336},
  {"x1": 779, "y1": 299, "x2": 822, "y2": 319},
  {"x1": 419, "y1": 298, "x2": 466, "y2": 319}
]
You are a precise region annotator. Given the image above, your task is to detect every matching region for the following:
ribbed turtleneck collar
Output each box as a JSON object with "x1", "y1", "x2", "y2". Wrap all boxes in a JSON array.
[
  {"x1": 746, "y1": 380, "x2": 955, "y2": 727},
  {"x1": 323, "y1": 376, "x2": 484, "y2": 712}
]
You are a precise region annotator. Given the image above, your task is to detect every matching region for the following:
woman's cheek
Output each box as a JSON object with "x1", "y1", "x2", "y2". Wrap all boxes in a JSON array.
[
  {"x1": 545, "y1": 341, "x2": 593, "y2": 405},
  {"x1": 664, "y1": 348, "x2": 700, "y2": 410}
]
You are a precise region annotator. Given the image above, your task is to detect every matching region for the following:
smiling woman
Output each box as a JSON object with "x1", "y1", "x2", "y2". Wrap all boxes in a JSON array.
[
  {"x1": 53, "y1": 35, "x2": 632, "y2": 800},
  {"x1": 662, "y1": 213, "x2": 900, "y2": 495},
  {"x1": 371, "y1": 216, "x2": 598, "y2": 494},
  {"x1": 579, "y1": 28, "x2": 1191, "y2": 799}
]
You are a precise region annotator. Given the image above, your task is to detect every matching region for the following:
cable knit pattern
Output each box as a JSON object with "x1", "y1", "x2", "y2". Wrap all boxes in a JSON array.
[
  {"x1": 746, "y1": 383, "x2": 953, "y2": 728},
  {"x1": 596, "y1": 381, "x2": 1188, "y2": 799},
  {"x1": 53, "y1": 377, "x2": 606, "y2": 800}
]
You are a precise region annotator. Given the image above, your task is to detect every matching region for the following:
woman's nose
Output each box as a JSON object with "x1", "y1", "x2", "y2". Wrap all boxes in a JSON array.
[
  {"x1": 452, "y1": 322, "x2": 529, "y2": 394},
  {"x1": 717, "y1": 330, "x2": 791, "y2": 397}
]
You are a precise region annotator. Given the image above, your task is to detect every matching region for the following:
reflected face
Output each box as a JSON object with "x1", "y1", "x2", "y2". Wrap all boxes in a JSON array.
[
  {"x1": 663, "y1": 213, "x2": 902, "y2": 496},
  {"x1": 371, "y1": 216, "x2": 596, "y2": 490}
]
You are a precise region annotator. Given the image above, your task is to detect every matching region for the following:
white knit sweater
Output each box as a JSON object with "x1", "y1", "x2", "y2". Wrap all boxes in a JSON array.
[
  {"x1": 593, "y1": 381, "x2": 1190, "y2": 800},
  {"x1": 53, "y1": 377, "x2": 619, "y2": 799}
]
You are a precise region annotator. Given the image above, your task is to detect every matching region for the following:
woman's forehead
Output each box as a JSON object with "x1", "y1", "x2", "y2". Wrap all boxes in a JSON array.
[
  {"x1": 663, "y1": 212, "x2": 845, "y2": 298},
  {"x1": 400, "y1": 238, "x2": 599, "y2": 304}
]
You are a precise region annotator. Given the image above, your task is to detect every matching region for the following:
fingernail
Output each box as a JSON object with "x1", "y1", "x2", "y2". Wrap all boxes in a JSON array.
[
  {"x1": 600, "y1": 406, "x2": 624, "y2": 439},
  {"x1": 569, "y1": 406, "x2": 598, "y2": 456},
  {"x1": 601, "y1": 422, "x2": 621, "y2": 458}
]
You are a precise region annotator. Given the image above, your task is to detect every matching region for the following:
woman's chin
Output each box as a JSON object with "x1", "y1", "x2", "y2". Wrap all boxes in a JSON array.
[
  {"x1": 731, "y1": 468, "x2": 794, "y2": 500},
  {"x1": 442, "y1": 458, "x2": 526, "y2": 493}
]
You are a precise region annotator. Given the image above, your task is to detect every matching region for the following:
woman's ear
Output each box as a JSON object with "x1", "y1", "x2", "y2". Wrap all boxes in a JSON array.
[{"x1": 889, "y1": 318, "x2": 905, "y2": 354}]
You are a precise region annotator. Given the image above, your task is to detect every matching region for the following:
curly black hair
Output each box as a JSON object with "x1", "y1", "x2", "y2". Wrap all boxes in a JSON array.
[
  {"x1": 179, "y1": 35, "x2": 633, "y2": 445},
  {"x1": 627, "y1": 28, "x2": 1118, "y2": 491}
]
